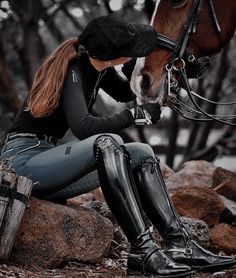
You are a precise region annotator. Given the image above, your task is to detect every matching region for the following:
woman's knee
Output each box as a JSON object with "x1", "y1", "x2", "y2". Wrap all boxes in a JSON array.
[
  {"x1": 124, "y1": 142, "x2": 154, "y2": 168},
  {"x1": 93, "y1": 133, "x2": 124, "y2": 145}
]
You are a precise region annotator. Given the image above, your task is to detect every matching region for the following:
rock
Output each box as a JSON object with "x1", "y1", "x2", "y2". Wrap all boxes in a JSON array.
[
  {"x1": 82, "y1": 202, "x2": 209, "y2": 250},
  {"x1": 180, "y1": 217, "x2": 210, "y2": 248},
  {"x1": 80, "y1": 201, "x2": 129, "y2": 257},
  {"x1": 212, "y1": 167, "x2": 236, "y2": 202},
  {"x1": 209, "y1": 224, "x2": 236, "y2": 255},
  {"x1": 10, "y1": 197, "x2": 114, "y2": 268},
  {"x1": 171, "y1": 186, "x2": 225, "y2": 227},
  {"x1": 219, "y1": 196, "x2": 236, "y2": 225},
  {"x1": 157, "y1": 217, "x2": 210, "y2": 249},
  {"x1": 81, "y1": 201, "x2": 114, "y2": 223},
  {"x1": 160, "y1": 163, "x2": 175, "y2": 179},
  {"x1": 166, "y1": 160, "x2": 217, "y2": 193},
  {"x1": 68, "y1": 188, "x2": 105, "y2": 206}
]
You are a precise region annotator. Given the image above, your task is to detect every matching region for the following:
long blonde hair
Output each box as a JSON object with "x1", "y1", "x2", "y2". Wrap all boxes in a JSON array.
[{"x1": 27, "y1": 38, "x2": 78, "y2": 118}]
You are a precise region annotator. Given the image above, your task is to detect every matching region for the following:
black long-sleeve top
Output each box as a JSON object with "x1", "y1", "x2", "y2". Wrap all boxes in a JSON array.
[{"x1": 10, "y1": 54, "x2": 136, "y2": 140}]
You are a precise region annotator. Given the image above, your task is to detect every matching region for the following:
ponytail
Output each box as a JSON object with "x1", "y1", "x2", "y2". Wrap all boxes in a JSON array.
[{"x1": 28, "y1": 38, "x2": 78, "y2": 117}]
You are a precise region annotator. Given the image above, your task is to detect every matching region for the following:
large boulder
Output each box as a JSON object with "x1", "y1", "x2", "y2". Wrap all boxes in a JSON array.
[
  {"x1": 180, "y1": 217, "x2": 210, "y2": 248},
  {"x1": 68, "y1": 188, "x2": 105, "y2": 206},
  {"x1": 83, "y1": 201, "x2": 210, "y2": 250},
  {"x1": 166, "y1": 160, "x2": 217, "y2": 193},
  {"x1": 171, "y1": 186, "x2": 225, "y2": 227},
  {"x1": 10, "y1": 197, "x2": 114, "y2": 268},
  {"x1": 156, "y1": 217, "x2": 210, "y2": 249},
  {"x1": 209, "y1": 224, "x2": 236, "y2": 255}
]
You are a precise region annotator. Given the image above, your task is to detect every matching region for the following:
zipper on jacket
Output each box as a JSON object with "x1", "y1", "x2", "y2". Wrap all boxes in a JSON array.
[{"x1": 88, "y1": 70, "x2": 106, "y2": 110}]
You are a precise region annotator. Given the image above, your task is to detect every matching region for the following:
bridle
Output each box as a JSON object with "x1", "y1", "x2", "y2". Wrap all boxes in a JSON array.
[{"x1": 151, "y1": 0, "x2": 236, "y2": 126}]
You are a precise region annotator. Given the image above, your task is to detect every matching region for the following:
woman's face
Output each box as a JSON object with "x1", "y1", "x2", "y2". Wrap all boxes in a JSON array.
[
  {"x1": 109, "y1": 57, "x2": 132, "y2": 66},
  {"x1": 89, "y1": 56, "x2": 132, "y2": 72}
]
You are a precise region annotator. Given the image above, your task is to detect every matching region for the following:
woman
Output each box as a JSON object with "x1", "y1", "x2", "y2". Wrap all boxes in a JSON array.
[{"x1": 0, "y1": 14, "x2": 235, "y2": 277}]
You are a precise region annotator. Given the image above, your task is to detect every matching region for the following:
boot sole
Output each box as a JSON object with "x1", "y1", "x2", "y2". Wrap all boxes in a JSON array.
[
  {"x1": 193, "y1": 260, "x2": 236, "y2": 273},
  {"x1": 127, "y1": 269, "x2": 195, "y2": 278}
]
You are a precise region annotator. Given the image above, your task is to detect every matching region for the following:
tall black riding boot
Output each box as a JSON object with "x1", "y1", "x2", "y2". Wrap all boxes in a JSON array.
[
  {"x1": 94, "y1": 135, "x2": 193, "y2": 277},
  {"x1": 134, "y1": 156, "x2": 236, "y2": 273}
]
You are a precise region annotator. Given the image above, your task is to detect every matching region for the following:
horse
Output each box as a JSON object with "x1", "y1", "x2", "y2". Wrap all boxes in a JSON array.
[{"x1": 130, "y1": 0, "x2": 236, "y2": 125}]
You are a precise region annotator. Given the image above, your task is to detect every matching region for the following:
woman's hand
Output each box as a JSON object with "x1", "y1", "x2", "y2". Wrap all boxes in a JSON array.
[{"x1": 129, "y1": 103, "x2": 161, "y2": 125}]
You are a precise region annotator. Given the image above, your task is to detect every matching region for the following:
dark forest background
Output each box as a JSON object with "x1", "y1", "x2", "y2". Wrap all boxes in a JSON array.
[{"x1": 0, "y1": 0, "x2": 235, "y2": 170}]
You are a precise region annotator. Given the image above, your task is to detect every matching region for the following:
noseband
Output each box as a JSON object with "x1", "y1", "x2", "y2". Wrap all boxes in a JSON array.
[{"x1": 153, "y1": 0, "x2": 236, "y2": 126}]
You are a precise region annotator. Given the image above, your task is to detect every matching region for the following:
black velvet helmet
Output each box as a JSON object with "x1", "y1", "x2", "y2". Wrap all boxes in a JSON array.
[{"x1": 78, "y1": 14, "x2": 158, "y2": 61}]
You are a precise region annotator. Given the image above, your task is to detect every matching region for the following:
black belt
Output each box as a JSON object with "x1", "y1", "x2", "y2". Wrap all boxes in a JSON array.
[{"x1": 5, "y1": 133, "x2": 57, "y2": 144}]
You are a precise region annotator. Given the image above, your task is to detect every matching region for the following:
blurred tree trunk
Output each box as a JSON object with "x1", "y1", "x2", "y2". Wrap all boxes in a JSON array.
[
  {"x1": 0, "y1": 38, "x2": 21, "y2": 113},
  {"x1": 102, "y1": 0, "x2": 113, "y2": 14},
  {"x1": 41, "y1": 2, "x2": 65, "y2": 43},
  {"x1": 44, "y1": 18, "x2": 65, "y2": 43},
  {"x1": 58, "y1": 3, "x2": 83, "y2": 31},
  {"x1": 181, "y1": 79, "x2": 205, "y2": 163},
  {"x1": 12, "y1": 0, "x2": 46, "y2": 88},
  {"x1": 166, "y1": 111, "x2": 179, "y2": 168},
  {"x1": 193, "y1": 46, "x2": 230, "y2": 151},
  {"x1": 137, "y1": 126, "x2": 148, "y2": 143}
]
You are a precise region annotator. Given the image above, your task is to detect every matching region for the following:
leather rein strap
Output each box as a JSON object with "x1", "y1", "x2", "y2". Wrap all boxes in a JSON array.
[{"x1": 154, "y1": 0, "x2": 236, "y2": 126}]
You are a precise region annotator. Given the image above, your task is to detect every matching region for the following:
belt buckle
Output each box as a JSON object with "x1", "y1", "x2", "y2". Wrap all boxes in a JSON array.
[
  {"x1": 45, "y1": 135, "x2": 55, "y2": 144},
  {"x1": 37, "y1": 134, "x2": 49, "y2": 142}
]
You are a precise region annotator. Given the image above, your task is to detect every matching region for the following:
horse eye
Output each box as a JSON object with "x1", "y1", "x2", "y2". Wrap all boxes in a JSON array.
[{"x1": 171, "y1": 0, "x2": 186, "y2": 6}]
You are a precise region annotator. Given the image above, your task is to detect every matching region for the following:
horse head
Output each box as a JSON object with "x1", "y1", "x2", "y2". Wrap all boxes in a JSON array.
[{"x1": 131, "y1": 0, "x2": 236, "y2": 105}]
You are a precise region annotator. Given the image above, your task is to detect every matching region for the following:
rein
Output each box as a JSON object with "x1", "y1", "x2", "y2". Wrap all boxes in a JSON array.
[{"x1": 152, "y1": 0, "x2": 236, "y2": 126}]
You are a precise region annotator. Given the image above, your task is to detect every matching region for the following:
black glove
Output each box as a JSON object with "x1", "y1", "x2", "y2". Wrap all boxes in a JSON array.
[
  {"x1": 130, "y1": 103, "x2": 161, "y2": 125},
  {"x1": 121, "y1": 58, "x2": 137, "y2": 81}
]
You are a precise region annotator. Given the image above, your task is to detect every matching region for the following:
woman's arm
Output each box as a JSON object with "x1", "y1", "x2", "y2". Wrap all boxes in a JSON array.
[{"x1": 61, "y1": 62, "x2": 134, "y2": 140}]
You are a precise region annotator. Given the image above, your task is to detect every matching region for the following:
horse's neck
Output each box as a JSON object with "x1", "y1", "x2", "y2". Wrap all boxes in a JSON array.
[
  {"x1": 216, "y1": 1, "x2": 236, "y2": 46},
  {"x1": 197, "y1": 0, "x2": 236, "y2": 56}
]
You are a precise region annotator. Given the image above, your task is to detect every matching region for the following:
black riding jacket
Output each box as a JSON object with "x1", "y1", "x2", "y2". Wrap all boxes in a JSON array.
[{"x1": 10, "y1": 54, "x2": 135, "y2": 140}]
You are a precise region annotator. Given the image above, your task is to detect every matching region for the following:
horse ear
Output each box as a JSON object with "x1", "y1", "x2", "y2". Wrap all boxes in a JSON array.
[{"x1": 171, "y1": 0, "x2": 186, "y2": 6}]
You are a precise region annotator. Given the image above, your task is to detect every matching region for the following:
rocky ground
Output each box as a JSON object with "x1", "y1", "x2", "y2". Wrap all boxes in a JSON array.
[
  {"x1": 0, "y1": 160, "x2": 236, "y2": 278},
  {"x1": 0, "y1": 260, "x2": 236, "y2": 278}
]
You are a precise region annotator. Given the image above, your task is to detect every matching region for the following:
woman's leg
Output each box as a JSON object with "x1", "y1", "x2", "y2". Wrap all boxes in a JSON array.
[
  {"x1": 93, "y1": 134, "x2": 192, "y2": 277},
  {"x1": 44, "y1": 141, "x2": 155, "y2": 203},
  {"x1": 19, "y1": 134, "x2": 123, "y2": 198},
  {"x1": 133, "y1": 156, "x2": 236, "y2": 272},
  {"x1": 44, "y1": 170, "x2": 99, "y2": 203}
]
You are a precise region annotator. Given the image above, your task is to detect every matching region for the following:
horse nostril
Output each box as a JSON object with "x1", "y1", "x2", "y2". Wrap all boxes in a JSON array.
[{"x1": 141, "y1": 74, "x2": 151, "y2": 92}]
